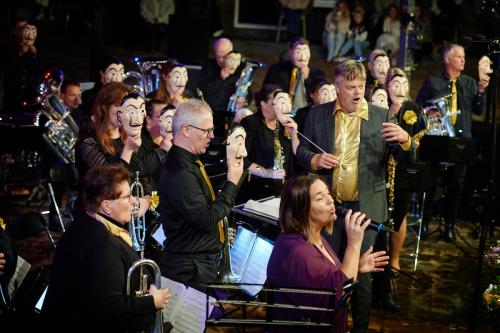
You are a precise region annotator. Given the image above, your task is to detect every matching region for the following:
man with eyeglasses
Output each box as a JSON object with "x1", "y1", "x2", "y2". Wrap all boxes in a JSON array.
[{"x1": 158, "y1": 99, "x2": 244, "y2": 287}]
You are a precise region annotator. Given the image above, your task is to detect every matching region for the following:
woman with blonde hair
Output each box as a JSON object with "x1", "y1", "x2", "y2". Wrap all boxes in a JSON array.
[{"x1": 323, "y1": 1, "x2": 350, "y2": 62}]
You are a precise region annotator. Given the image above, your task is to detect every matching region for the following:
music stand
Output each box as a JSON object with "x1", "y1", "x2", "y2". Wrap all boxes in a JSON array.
[
  {"x1": 418, "y1": 136, "x2": 477, "y2": 164},
  {"x1": 395, "y1": 162, "x2": 431, "y2": 272}
]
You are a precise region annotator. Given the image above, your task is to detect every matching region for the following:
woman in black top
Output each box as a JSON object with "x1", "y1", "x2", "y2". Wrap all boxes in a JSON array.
[
  {"x1": 75, "y1": 82, "x2": 151, "y2": 214},
  {"x1": 238, "y1": 84, "x2": 297, "y2": 203},
  {"x1": 42, "y1": 164, "x2": 170, "y2": 331}
]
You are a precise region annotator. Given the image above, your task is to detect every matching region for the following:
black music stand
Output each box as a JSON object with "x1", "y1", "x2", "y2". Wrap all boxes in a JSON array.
[
  {"x1": 395, "y1": 162, "x2": 431, "y2": 272},
  {"x1": 418, "y1": 136, "x2": 476, "y2": 164}
]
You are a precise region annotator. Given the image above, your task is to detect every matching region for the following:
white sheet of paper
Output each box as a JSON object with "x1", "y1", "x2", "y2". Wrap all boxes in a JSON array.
[
  {"x1": 8, "y1": 256, "x2": 31, "y2": 299},
  {"x1": 161, "y1": 276, "x2": 187, "y2": 323},
  {"x1": 153, "y1": 224, "x2": 166, "y2": 246},
  {"x1": 243, "y1": 198, "x2": 280, "y2": 219}
]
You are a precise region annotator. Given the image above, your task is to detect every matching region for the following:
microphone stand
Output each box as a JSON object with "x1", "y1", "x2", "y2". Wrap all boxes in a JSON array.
[{"x1": 469, "y1": 43, "x2": 499, "y2": 333}]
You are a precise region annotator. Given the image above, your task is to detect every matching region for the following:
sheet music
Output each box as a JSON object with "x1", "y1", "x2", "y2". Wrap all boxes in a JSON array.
[
  {"x1": 8, "y1": 256, "x2": 31, "y2": 298},
  {"x1": 243, "y1": 199, "x2": 280, "y2": 219},
  {"x1": 230, "y1": 226, "x2": 257, "y2": 278},
  {"x1": 160, "y1": 277, "x2": 188, "y2": 323},
  {"x1": 240, "y1": 237, "x2": 274, "y2": 297},
  {"x1": 260, "y1": 197, "x2": 281, "y2": 209},
  {"x1": 160, "y1": 276, "x2": 215, "y2": 333},
  {"x1": 152, "y1": 224, "x2": 166, "y2": 246},
  {"x1": 171, "y1": 288, "x2": 215, "y2": 333}
]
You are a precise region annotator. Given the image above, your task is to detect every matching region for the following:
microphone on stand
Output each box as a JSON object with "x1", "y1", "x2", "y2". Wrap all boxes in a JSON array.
[{"x1": 336, "y1": 206, "x2": 395, "y2": 233}]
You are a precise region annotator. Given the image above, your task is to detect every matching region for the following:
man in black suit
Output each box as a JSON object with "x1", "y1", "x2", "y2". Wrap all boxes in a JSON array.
[
  {"x1": 415, "y1": 43, "x2": 488, "y2": 241},
  {"x1": 263, "y1": 37, "x2": 324, "y2": 114},
  {"x1": 296, "y1": 60, "x2": 415, "y2": 333}
]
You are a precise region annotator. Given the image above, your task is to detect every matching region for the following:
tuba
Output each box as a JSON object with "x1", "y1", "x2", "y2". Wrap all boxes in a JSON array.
[
  {"x1": 227, "y1": 59, "x2": 264, "y2": 113},
  {"x1": 124, "y1": 57, "x2": 169, "y2": 97},
  {"x1": 424, "y1": 94, "x2": 457, "y2": 137},
  {"x1": 33, "y1": 69, "x2": 78, "y2": 164}
]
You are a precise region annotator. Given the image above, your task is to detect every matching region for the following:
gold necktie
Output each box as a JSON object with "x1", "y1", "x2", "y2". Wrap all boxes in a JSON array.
[
  {"x1": 196, "y1": 160, "x2": 224, "y2": 243},
  {"x1": 289, "y1": 67, "x2": 298, "y2": 97},
  {"x1": 450, "y1": 79, "x2": 457, "y2": 125}
]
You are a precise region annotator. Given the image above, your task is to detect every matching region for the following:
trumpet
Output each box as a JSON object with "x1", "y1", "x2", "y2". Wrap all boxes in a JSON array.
[
  {"x1": 130, "y1": 171, "x2": 146, "y2": 252},
  {"x1": 127, "y1": 172, "x2": 164, "y2": 332},
  {"x1": 219, "y1": 217, "x2": 239, "y2": 283}
]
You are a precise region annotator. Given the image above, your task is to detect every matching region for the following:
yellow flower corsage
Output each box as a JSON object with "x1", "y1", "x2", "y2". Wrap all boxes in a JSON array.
[
  {"x1": 150, "y1": 191, "x2": 160, "y2": 210},
  {"x1": 403, "y1": 110, "x2": 418, "y2": 125}
]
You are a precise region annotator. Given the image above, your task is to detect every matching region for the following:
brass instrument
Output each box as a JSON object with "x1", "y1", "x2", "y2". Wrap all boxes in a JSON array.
[
  {"x1": 33, "y1": 69, "x2": 78, "y2": 164},
  {"x1": 227, "y1": 59, "x2": 264, "y2": 112},
  {"x1": 127, "y1": 173, "x2": 164, "y2": 332},
  {"x1": 130, "y1": 171, "x2": 146, "y2": 252},
  {"x1": 218, "y1": 217, "x2": 239, "y2": 283},
  {"x1": 124, "y1": 57, "x2": 170, "y2": 97},
  {"x1": 424, "y1": 94, "x2": 457, "y2": 137},
  {"x1": 273, "y1": 125, "x2": 285, "y2": 170}
]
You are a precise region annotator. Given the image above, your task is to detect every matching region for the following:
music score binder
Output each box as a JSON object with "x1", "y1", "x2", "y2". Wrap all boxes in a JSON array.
[{"x1": 230, "y1": 226, "x2": 274, "y2": 297}]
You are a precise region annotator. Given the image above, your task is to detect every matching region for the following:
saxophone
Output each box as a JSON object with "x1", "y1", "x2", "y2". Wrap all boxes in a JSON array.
[
  {"x1": 227, "y1": 60, "x2": 263, "y2": 112},
  {"x1": 387, "y1": 109, "x2": 430, "y2": 224},
  {"x1": 273, "y1": 126, "x2": 285, "y2": 170}
]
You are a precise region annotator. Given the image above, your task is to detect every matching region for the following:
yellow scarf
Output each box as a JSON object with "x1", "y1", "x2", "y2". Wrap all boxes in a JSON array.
[{"x1": 94, "y1": 213, "x2": 133, "y2": 247}]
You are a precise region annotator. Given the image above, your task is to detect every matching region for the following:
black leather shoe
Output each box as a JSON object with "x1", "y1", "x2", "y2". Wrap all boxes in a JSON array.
[
  {"x1": 380, "y1": 295, "x2": 400, "y2": 312},
  {"x1": 443, "y1": 223, "x2": 455, "y2": 242}
]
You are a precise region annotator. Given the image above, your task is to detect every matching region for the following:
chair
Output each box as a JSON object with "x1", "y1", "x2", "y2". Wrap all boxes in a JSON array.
[{"x1": 276, "y1": 8, "x2": 307, "y2": 43}]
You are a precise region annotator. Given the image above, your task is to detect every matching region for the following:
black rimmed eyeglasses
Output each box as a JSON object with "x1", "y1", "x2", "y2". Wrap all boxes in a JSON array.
[{"x1": 187, "y1": 124, "x2": 215, "y2": 137}]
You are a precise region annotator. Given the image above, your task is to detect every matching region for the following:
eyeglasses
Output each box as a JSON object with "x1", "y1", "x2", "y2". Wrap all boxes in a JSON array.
[
  {"x1": 111, "y1": 193, "x2": 133, "y2": 202},
  {"x1": 187, "y1": 124, "x2": 215, "y2": 137}
]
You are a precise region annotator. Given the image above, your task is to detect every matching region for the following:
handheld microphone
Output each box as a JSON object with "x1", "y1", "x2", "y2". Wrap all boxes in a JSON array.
[{"x1": 336, "y1": 206, "x2": 395, "y2": 233}]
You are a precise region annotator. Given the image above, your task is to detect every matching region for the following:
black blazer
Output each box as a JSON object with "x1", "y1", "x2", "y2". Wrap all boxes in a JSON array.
[{"x1": 296, "y1": 101, "x2": 416, "y2": 223}]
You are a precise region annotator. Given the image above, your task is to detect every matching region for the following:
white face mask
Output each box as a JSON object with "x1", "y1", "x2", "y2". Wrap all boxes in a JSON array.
[
  {"x1": 21, "y1": 24, "x2": 37, "y2": 46},
  {"x1": 371, "y1": 89, "x2": 389, "y2": 109},
  {"x1": 159, "y1": 108, "x2": 175, "y2": 137},
  {"x1": 166, "y1": 67, "x2": 188, "y2": 93},
  {"x1": 318, "y1": 84, "x2": 337, "y2": 104},
  {"x1": 117, "y1": 97, "x2": 146, "y2": 137},
  {"x1": 371, "y1": 56, "x2": 390, "y2": 82},
  {"x1": 273, "y1": 92, "x2": 292, "y2": 125},
  {"x1": 387, "y1": 76, "x2": 408, "y2": 105},
  {"x1": 290, "y1": 44, "x2": 311, "y2": 70},
  {"x1": 226, "y1": 126, "x2": 248, "y2": 161},
  {"x1": 478, "y1": 55, "x2": 493, "y2": 81},
  {"x1": 101, "y1": 63, "x2": 125, "y2": 84},
  {"x1": 223, "y1": 52, "x2": 242, "y2": 73}
]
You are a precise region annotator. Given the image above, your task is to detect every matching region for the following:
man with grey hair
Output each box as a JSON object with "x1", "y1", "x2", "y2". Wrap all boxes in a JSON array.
[
  {"x1": 296, "y1": 60, "x2": 415, "y2": 333},
  {"x1": 158, "y1": 99, "x2": 244, "y2": 286},
  {"x1": 416, "y1": 43, "x2": 489, "y2": 241},
  {"x1": 198, "y1": 37, "x2": 247, "y2": 112}
]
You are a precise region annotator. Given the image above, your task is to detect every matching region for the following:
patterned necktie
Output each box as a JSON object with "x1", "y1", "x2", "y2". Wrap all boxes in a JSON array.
[
  {"x1": 195, "y1": 160, "x2": 224, "y2": 243},
  {"x1": 450, "y1": 79, "x2": 457, "y2": 125}
]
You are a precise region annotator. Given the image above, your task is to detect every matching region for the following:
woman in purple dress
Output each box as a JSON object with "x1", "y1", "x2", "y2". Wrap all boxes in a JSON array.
[{"x1": 266, "y1": 174, "x2": 389, "y2": 332}]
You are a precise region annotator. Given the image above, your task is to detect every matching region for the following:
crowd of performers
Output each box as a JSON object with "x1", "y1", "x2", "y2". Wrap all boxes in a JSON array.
[{"x1": 0, "y1": 16, "x2": 491, "y2": 333}]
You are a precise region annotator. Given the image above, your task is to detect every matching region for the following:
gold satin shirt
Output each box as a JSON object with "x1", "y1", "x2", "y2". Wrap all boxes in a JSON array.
[{"x1": 332, "y1": 99, "x2": 369, "y2": 202}]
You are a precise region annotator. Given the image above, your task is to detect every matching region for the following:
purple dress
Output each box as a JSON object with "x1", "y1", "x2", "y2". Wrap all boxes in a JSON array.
[{"x1": 266, "y1": 232, "x2": 348, "y2": 333}]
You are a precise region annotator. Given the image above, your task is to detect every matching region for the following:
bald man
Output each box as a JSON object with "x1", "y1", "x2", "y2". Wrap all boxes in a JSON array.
[{"x1": 198, "y1": 37, "x2": 248, "y2": 112}]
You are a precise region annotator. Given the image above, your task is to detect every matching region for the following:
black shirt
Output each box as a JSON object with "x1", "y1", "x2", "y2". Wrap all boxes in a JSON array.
[
  {"x1": 240, "y1": 112, "x2": 293, "y2": 176},
  {"x1": 262, "y1": 60, "x2": 325, "y2": 93},
  {"x1": 75, "y1": 132, "x2": 151, "y2": 194},
  {"x1": 137, "y1": 127, "x2": 168, "y2": 192},
  {"x1": 159, "y1": 145, "x2": 238, "y2": 255},
  {"x1": 198, "y1": 58, "x2": 244, "y2": 112}
]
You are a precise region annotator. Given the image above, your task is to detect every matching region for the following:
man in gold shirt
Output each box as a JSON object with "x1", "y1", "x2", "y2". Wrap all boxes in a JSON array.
[{"x1": 296, "y1": 60, "x2": 415, "y2": 333}]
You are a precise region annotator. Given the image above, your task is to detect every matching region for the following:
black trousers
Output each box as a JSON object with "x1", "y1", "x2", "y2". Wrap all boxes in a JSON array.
[
  {"x1": 160, "y1": 251, "x2": 220, "y2": 290},
  {"x1": 423, "y1": 163, "x2": 467, "y2": 227},
  {"x1": 322, "y1": 201, "x2": 377, "y2": 333}
]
